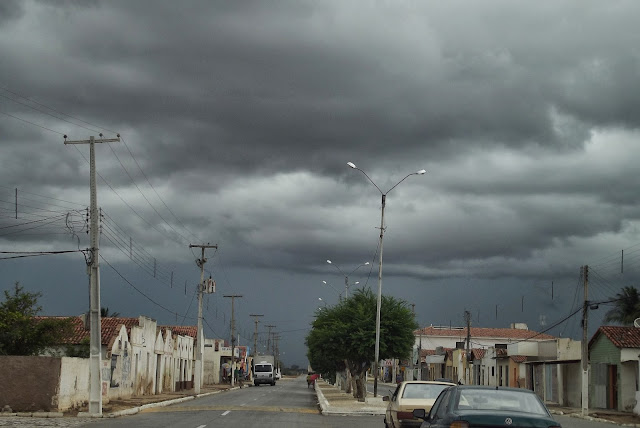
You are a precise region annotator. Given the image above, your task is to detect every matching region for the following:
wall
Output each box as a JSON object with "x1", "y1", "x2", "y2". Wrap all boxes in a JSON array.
[
  {"x1": 508, "y1": 342, "x2": 539, "y2": 357},
  {"x1": 57, "y1": 357, "x2": 89, "y2": 411},
  {"x1": 563, "y1": 362, "x2": 582, "y2": 407},
  {"x1": 106, "y1": 325, "x2": 134, "y2": 400},
  {"x1": 621, "y1": 361, "x2": 638, "y2": 412},
  {"x1": 0, "y1": 356, "x2": 61, "y2": 412}
]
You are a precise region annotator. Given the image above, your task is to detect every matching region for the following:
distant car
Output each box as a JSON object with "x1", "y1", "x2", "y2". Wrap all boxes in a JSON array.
[
  {"x1": 384, "y1": 380, "x2": 456, "y2": 428},
  {"x1": 275, "y1": 371, "x2": 281, "y2": 380},
  {"x1": 412, "y1": 385, "x2": 561, "y2": 428}
]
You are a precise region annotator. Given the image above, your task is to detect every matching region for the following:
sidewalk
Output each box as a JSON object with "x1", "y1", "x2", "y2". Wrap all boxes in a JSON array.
[
  {"x1": 546, "y1": 404, "x2": 640, "y2": 426},
  {"x1": 314, "y1": 379, "x2": 388, "y2": 416},
  {"x1": 314, "y1": 380, "x2": 640, "y2": 426}
]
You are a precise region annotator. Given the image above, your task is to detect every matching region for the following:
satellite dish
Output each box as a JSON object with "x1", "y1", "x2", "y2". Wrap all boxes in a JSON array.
[{"x1": 634, "y1": 318, "x2": 640, "y2": 328}]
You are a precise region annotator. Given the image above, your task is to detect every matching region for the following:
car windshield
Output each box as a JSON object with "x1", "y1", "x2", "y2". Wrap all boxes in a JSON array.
[
  {"x1": 255, "y1": 365, "x2": 272, "y2": 372},
  {"x1": 401, "y1": 383, "x2": 450, "y2": 399},
  {"x1": 456, "y1": 389, "x2": 548, "y2": 415}
]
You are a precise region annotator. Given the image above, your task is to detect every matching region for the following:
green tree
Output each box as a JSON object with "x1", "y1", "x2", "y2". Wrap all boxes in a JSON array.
[
  {"x1": 306, "y1": 287, "x2": 417, "y2": 400},
  {"x1": 0, "y1": 282, "x2": 73, "y2": 355},
  {"x1": 604, "y1": 286, "x2": 640, "y2": 325}
]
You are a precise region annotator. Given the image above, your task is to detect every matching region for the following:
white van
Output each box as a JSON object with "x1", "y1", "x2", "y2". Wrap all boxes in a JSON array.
[{"x1": 254, "y1": 361, "x2": 275, "y2": 386}]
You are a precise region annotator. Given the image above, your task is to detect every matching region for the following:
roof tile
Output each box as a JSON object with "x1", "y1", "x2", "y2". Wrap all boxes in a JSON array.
[
  {"x1": 597, "y1": 326, "x2": 640, "y2": 349},
  {"x1": 416, "y1": 326, "x2": 555, "y2": 341}
]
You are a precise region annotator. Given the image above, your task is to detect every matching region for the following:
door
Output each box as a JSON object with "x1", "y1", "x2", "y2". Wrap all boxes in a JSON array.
[{"x1": 608, "y1": 364, "x2": 618, "y2": 410}]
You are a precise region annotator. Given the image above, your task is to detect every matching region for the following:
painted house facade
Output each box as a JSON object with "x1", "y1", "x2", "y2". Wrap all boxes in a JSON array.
[{"x1": 589, "y1": 326, "x2": 640, "y2": 412}]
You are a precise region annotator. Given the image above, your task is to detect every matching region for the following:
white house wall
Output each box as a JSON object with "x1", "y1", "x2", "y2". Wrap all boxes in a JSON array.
[
  {"x1": 56, "y1": 357, "x2": 90, "y2": 411},
  {"x1": 106, "y1": 325, "x2": 134, "y2": 400}
]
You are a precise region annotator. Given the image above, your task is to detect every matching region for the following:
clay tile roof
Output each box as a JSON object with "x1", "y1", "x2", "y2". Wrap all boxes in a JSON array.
[
  {"x1": 471, "y1": 349, "x2": 486, "y2": 359},
  {"x1": 510, "y1": 355, "x2": 527, "y2": 363},
  {"x1": 35, "y1": 316, "x2": 141, "y2": 346},
  {"x1": 420, "y1": 349, "x2": 437, "y2": 357},
  {"x1": 416, "y1": 326, "x2": 555, "y2": 341},
  {"x1": 595, "y1": 326, "x2": 640, "y2": 349},
  {"x1": 161, "y1": 325, "x2": 197, "y2": 339}
]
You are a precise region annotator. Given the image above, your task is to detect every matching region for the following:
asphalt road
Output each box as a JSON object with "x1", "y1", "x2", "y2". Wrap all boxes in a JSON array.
[{"x1": 80, "y1": 376, "x2": 382, "y2": 428}]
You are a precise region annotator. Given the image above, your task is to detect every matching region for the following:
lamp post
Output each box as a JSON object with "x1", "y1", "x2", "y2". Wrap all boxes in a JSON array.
[
  {"x1": 322, "y1": 280, "x2": 342, "y2": 301},
  {"x1": 347, "y1": 161, "x2": 426, "y2": 397},
  {"x1": 326, "y1": 259, "x2": 369, "y2": 299}
]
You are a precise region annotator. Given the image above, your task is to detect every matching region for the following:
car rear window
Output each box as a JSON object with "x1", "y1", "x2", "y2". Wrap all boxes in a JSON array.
[
  {"x1": 255, "y1": 365, "x2": 272, "y2": 372},
  {"x1": 456, "y1": 389, "x2": 548, "y2": 415},
  {"x1": 402, "y1": 383, "x2": 450, "y2": 399}
]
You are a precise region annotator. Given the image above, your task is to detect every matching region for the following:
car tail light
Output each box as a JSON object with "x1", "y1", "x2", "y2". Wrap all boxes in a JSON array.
[{"x1": 450, "y1": 422, "x2": 469, "y2": 428}]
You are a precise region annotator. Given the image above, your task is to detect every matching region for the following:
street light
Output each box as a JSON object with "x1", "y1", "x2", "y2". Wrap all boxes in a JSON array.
[
  {"x1": 318, "y1": 297, "x2": 328, "y2": 307},
  {"x1": 322, "y1": 280, "x2": 342, "y2": 301},
  {"x1": 347, "y1": 161, "x2": 426, "y2": 397},
  {"x1": 326, "y1": 259, "x2": 370, "y2": 298}
]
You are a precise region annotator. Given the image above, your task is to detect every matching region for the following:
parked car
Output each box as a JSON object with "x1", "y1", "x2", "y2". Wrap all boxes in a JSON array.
[
  {"x1": 384, "y1": 380, "x2": 456, "y2": 428},
  {"x1": 412, "y1": 385, "x2": 561, "y2": 428}
]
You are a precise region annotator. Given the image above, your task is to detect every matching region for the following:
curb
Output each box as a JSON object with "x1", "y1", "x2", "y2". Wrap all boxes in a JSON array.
[
  {"x1": 314, "y1": 381, "x2": 386, "y2": 416},
  {"x1": 78, "y1": 389, "x2": 228, "y2": 418}
]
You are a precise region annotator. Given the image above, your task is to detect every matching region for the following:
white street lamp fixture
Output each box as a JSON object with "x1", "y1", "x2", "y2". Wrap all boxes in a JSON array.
[
  {"x1": 347, "y1": 161, "x2": 426, "y2": 397},
  {"x1": 326, "y1": 259, "x2": 371, "y2": 299}
]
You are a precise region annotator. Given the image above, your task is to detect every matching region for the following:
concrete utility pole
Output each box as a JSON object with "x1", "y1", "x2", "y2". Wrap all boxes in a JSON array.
[
  {"x1": 250, "y1": 314, "x2": 264, "y2": 377},
  {"x1": 464, "y1": 310, "x2": 472, "y2": 384},
  {"x1": 265, "y1": 324, "x2": 276, "y2": 356},
  {"x1": 274, "y1": 335, "x2": 281, "y2": 372},
  {"x1": 410, "y1": 304, "x2": 415, "y2": 381},
  {"x1": 224, "y1": 295, "x2": 242, "y2": 387},
  {"x1": 581, "y1": 265, "x2": 589, "y2": 416},
  {"x1": 189, "y1": 244, "x2": 217, "y2": 394},
  {"x1": 64, "y1": 134, "x2": 120, "y2": 416}
]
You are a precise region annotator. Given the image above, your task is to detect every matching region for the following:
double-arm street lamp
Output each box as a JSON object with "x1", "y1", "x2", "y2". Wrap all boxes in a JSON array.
[
  {"x1": 326, "y1": 259, "x2": 369, "y2": 299},
  {"x1": 347, "y1": 161, "x2": 426, "y2": 397}
]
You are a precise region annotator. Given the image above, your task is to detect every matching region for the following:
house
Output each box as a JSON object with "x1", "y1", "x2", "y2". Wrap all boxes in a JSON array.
[
  {"x1": 415, "y1": 324, "x2": 556, "y2": 351},
  {"x1": 1, "y1": 314, "x2": 201, "y2": 412},
  {"x1": 589, "y1": 326, "x2": 640, "y2": 412}
]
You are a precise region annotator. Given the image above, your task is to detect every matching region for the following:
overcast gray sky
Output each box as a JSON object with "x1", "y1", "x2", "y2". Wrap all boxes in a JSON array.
[{"x1": 2, "y1": 0, "x2": 640, "y2": 367}]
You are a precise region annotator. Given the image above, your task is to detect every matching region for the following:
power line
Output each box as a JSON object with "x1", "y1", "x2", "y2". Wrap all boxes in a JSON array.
[{"x1": 99, "y1": 252, "x2": 194, "y2": 320}]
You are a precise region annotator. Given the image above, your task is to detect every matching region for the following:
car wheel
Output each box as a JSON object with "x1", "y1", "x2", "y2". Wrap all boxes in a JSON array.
[{"x1": 254, "y1": 381, "x2": 258, "y2": 386}]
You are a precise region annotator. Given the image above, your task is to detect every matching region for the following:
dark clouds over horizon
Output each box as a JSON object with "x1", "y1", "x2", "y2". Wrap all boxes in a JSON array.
[{"x1": 2, "y1": 0, "x2": 640, "y2": 366}]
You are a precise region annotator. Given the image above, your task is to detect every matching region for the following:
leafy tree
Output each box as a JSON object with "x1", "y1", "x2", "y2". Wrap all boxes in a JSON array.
[
  {"x1": 306, "y1": 287, "x2": 417, "y2": 400},
  {"x1": 604, "y1": 286, "x2": 640, "y2": 325},
  {"x1": 0, "y1": 282, "x2": 73, "y2": 355},
  {"x1": 101, "y1": 307, "x2": 120, "y2": 317}
]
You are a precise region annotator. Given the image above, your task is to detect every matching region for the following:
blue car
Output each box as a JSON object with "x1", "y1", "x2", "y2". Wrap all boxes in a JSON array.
[{"x1": 413, "y1": 385, "x2": 561, "y2": 428}]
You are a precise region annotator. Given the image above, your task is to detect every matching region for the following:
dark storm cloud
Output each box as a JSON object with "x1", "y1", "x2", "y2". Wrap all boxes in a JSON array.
[{"x1": 10, "y1": 0, "x2": 639, "y2": 182}]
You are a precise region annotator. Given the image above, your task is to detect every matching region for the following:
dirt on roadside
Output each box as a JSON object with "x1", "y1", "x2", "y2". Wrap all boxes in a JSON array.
[{"x1": 64, "y1": 385, "x2": 232, "y2": 416}]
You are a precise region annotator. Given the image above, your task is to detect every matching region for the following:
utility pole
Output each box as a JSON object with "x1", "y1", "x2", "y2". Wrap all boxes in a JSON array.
[
  {"x1": 417, "y1": 329, "x2": 422, "y2": 381},
  {"x1": 64, "y1": 134, "x2": 120, "y2": 416},
  {"x1": 189, "y1": 244, "x2": 217, "y2": 394},
  {"x1": 581, "y1": 265, "x2": 589, "y2": 416},
  {"x1": 464, "y1": 310, "x2": 471, "y2": 385},
  {"x1": 265, "y1": 324, "x2": 276, "y2": 356},
  {"x1": 273, "y1": 334, "x2": 281, "y2": 373},
  {"x1": 224, "y1": 295, "x2": 242, "y2": 387},
  {"x1": 250, "y1": 314, "x2": 264, "y2": 378},
  {"x1": 410, "y1": 304, "x2": 415, "y2": 381}
]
